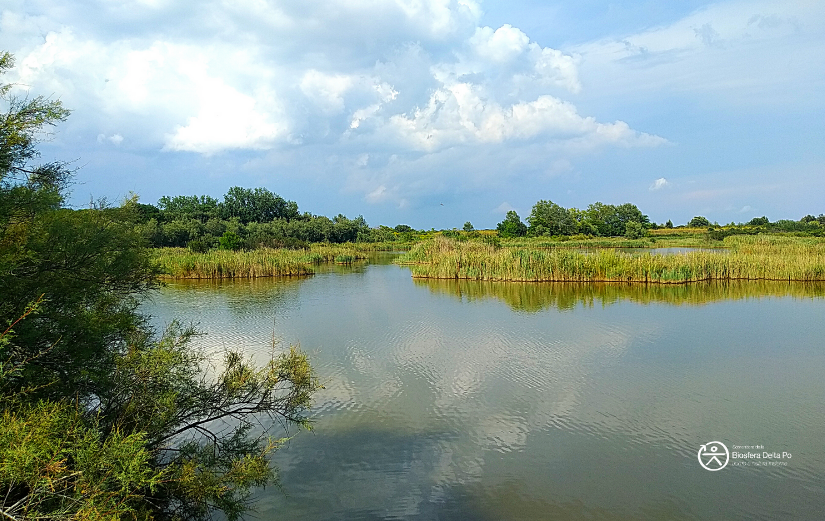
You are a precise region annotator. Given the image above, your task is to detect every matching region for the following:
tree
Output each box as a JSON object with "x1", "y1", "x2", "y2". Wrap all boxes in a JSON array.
[
  {"x1": 625, "y1": 221, "x2": 646, "y2": 239},
  {"x1": 665, "y1": 219, "x2": 673, "y2": 229},
  {"x1": 527, "y1": 200, "x2": 576, "y2": 236},
  {"x1": 219, "y1": 230, "x2": 243, "y2": 250},
  {"x1": 615, "y1": 203, "x2": 650, "y2": 229},
  {"x1": 0, "y1": 51, "x2": 318, "y2": 521},
  {"x1": 747, "y1": 216, "x2": 769, "y2": 226},
  {"x1": 496, "y1": 210, "x2": 527, "y2": 238},
  {"x1": 220, "y1": 186, "x2": 299, "y2": 224},
  {"x1": 157, "y1": 194, "x2": 220, "y2": 223},
  {"x1": 463, "y1": 221, "x2": 474, "y2": 232},
  {"x1": 688, "y1": 216, "x2": 710, "y2": 227}
]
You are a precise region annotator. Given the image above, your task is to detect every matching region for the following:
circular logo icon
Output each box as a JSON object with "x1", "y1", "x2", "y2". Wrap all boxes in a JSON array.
[{"x1": 698, "y1": 441, "x2": 729, "y2": 471}]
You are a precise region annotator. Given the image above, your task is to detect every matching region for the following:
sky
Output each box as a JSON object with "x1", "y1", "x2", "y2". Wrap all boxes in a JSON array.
[{"x1": 1, "y1": 0, "x2": 823, "y2": 229}]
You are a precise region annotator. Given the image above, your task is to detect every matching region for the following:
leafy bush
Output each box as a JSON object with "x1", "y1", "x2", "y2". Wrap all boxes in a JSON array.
[
  {"x1": 187, "y1": 237, "x2": 212, "y2": 253},
  {"x1": 219, "y1": 230, "x2": 242, "y2": 251},
  {"x1": 625, "y1": 221, "x2": 647, "y2": 239}
]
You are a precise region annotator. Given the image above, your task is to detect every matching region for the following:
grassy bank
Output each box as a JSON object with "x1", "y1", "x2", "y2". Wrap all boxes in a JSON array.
[
  {"x1": 154, "y1": 243, "x2": 381, "y2": 278},
  {"x1": 398, "y1": 235, "x2": 825, "y2": 283}
]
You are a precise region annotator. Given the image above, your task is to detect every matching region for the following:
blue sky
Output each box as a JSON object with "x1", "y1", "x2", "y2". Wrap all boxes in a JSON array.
[{"x1": 2, "y1": 0, "x2": 823, "y2": 229}]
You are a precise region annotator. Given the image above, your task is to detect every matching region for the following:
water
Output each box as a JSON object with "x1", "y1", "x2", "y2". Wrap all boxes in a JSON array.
[{"x1": 143, "y1": 258, "x2": 825, "y2": 520}]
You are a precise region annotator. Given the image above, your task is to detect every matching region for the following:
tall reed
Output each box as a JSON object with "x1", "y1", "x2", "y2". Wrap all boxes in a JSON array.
[
  {"x1": 154, "y1": 244, "x2": 373, "y2": 278},
  {"x1": 398, "y1": 235, "x2": 825, "y2": 283}
]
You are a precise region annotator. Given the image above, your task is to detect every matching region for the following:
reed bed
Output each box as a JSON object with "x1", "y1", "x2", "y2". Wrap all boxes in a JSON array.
[
  {"x1": 398, "y1": 235, "x2": 825, "y2": 283},
  {"x1": 154, "y1": 244, "x2": 371, "y2": 278}
]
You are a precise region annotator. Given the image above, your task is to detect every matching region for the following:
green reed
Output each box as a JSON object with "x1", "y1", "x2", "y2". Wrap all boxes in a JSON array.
[
  {"x1": 398, "y1": 235, "x2": 825, "y2": 283},
  {"x1": 154, "y1": 244, "x2": 372, "y2": 279}
]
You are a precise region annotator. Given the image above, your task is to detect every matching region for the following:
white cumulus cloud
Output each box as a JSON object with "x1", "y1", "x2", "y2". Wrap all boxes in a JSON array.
[{"x1": 649, "y1": 177, "x2": 670, "y2": 191}]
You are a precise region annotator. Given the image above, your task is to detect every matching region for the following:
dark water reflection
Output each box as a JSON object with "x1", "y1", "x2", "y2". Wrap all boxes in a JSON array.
[
  {"x1": 418, "y1": 278, "x2": 825, "y2": 312},
  {"x1": 143, "y1": 262, "x2": 825, "y2": 521}
]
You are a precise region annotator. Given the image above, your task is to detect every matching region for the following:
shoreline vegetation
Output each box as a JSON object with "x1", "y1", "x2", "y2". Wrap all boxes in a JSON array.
[
  {"x1": 153, "y1": 243, "x2": 399, "y2": 278},
  {"x1": 153, "y1": 231, "x2": 825, "y2": 283},
  {"x1": 397, "y1": 234, "x2": 825, "y2": 284}
]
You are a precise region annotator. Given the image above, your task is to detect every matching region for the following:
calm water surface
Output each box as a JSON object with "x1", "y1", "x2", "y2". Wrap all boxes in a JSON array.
[{"x1": 143, "y1": 257, "x2": 825, "y2": 520}]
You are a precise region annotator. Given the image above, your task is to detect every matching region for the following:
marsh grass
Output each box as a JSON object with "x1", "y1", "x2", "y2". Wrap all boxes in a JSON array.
[
  {"x1": 398, "y1": 235, "x2": 825, "y2": 283},
  {"x1": 154, "y1": 244, "x2": 372, "y2": 278}
]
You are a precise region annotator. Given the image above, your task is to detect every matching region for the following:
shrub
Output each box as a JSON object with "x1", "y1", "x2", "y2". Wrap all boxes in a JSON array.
[
  {"x1": 219, "y1": 230, "x2": 242, "y2": 251},
  {"x1": 625, "y1": 221, "x2": 647, "y2": 239}
]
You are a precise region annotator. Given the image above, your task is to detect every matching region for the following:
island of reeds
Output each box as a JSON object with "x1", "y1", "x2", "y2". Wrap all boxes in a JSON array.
[
  {"x1": 152, "y1": 244, "x2": 377, "y2": 279},
  {"x1": 397, "y1": 234, "x2": 825, "y2": 283}
]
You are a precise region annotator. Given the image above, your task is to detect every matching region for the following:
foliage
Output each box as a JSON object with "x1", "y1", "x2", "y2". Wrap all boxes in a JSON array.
[
  {"x1": 219, "y1": 230, "x2": 242, "y2": 251},
  {"x1": 624, "y1": 221, "x2": 647, "y2": 239},
  {"x1": 463, "y1": 221, "x2": 474, "y2": 232},
  {"x1": 0, "y1": 52, "x2": 320, "y2": 521},
  {"x1": 747, "y1": 216, "x2": 770, "y2": 226},
  {"x1": 496, "y1": 211, "x2": 527, "y2": 238},
  {"x1": 573, "y1": 202, "x2": 649, "y2": 237},
  {"x1": 219, "y1": 186, "x2": 299, "y2": 224},
  {"x1": 157, "y1": 195, "x2": 220, "y2": 223},
  {"x1": 527, "y1": 200, "x2": 576, "y2": 236},
  {"x1": 688, "y1": 216, "x2": 710, "y2": 227},
  {"x1": 0, "y1": 398, "x2": 163, "y2": 521},
  {"x1": 187, "y1": 237, "x2": 212, "y2": 253}
]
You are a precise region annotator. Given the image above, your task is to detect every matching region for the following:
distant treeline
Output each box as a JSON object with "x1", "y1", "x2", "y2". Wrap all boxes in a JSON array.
[
  {"x1": 495, "y1": 200, "x2": 825, "y2": 239},
  {"x1": 124, "y1": 187, "x2": 408, "y2": 250},
  {"x1": 118, "y1": 187, "x2": 825, "y2": 251}
]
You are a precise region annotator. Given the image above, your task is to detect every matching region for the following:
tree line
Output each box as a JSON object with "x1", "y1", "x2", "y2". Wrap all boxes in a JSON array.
[
  {"x1": 495, "y1": 201, "x2": 825, "y2": 239},
  {"x1": 119, "y1": 187, "x2": 425, "y2": 251},
  {"x1": 496, "y1": 201, "x2": 651, "y2": 239}
]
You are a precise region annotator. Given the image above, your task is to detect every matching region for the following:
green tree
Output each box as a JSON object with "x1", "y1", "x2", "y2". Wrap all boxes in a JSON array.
[
  {"x1": 527, "y1": 200, "x2": 576, "y2": 236},
  {"x1": 747, "y1": 216, "x2": 769, "y2": 226},
  {"x1": 625, "y1": 221, "x2": 647, "y2": 239},
  {"x1": 496, "y1": 210, "x2": 527, "y2": 238},
  {"x1": 463, "y1": 221, "x2": 474, "y2": 232},
  {"x1": 157, "y1": 194, "x2": 220, "y2": 223},
  {"x1": 580, "y1": 202, "x2": 616, "y2": 236},
  {"x1": 219, "y1": 230, "x2": 243, "y2": 250},
  {"x1": 688, "y1": 216, "x2": 710, "y2": 227},
  {"x1": 220, "y1": 186, "x2": 299, "y2": 224},
  {"x1": 0, "y1": 51, "x2": 319, "y2": 521}
]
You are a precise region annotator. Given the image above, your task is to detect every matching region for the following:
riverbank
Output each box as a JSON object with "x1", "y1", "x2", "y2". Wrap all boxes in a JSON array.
[{"x1": 398, "y1": 235, "x2": 825, "y2": 283}]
